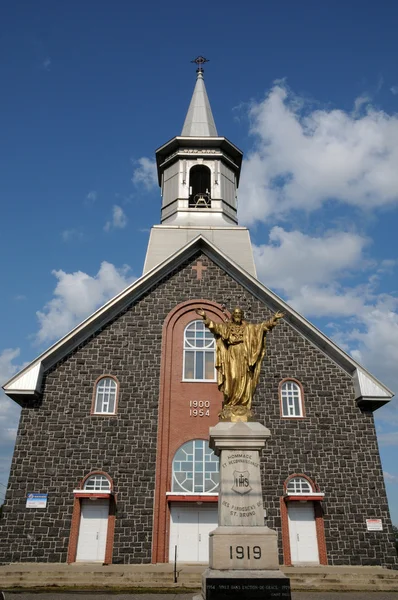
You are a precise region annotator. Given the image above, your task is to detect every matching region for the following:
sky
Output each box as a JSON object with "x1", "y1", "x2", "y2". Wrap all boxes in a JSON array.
[{"x1": 1, "y1": 1, "x2": 398, "y2": 525}]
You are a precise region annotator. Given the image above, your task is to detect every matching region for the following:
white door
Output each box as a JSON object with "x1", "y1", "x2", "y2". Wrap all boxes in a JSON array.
[
  {"x1": 76, "y1": 499, "x2": 109, "y2": 562},
  {"x1": 169, "y1": 503, "x2": 218, "y2": 563},
  {"x1": 288, "y1": 502, "x2": 319, "y2": 565}
]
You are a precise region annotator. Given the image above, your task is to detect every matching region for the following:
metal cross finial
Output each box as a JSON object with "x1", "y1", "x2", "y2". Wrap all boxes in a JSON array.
[
  {"x1": 191, "y1": 56, "x2": 209, "y2": 67},
  {"x1": 191, "y1": 56, "x2": 209, "y2": 76}
]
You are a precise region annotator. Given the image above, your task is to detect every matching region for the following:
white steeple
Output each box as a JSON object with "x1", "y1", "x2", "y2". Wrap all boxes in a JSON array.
[
  {"x1": 143, "y1": 60, "x2": 257, "y2": 278},
  {"x1": 181, "y1": 68, "x2": 218, "y2": 137}
]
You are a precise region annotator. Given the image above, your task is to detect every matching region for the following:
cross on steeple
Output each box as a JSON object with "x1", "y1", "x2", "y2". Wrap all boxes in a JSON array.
[{"x1": 191, "y1": 56, "x2": 209, "y2": 72}]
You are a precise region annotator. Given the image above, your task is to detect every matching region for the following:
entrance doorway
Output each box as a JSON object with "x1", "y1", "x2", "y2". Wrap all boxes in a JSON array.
[
  {"x1": 76, "y1": 499, "x2": 109, "y2": 562},
  {"x1": 288, "y1": 502, "x2": 319, "y2": 564},
  {"x1": 169, "y1": 503, "x2": 218, "y2": 562}
]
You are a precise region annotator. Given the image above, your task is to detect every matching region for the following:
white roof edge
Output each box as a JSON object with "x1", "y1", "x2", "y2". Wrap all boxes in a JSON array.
[
  {"x1": 156, "y1": 136, "x2": 243, "y2": 156},
  {"x1": 353, "y1": 369, "x2": 391, "y2": 400},
  {"x1": 3, "y1": 235, "x2": 393, "y2": 401}
]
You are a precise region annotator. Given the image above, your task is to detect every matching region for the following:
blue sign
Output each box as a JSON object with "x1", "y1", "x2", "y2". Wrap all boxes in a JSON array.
[{"x1": 26, "y1": 493, "x2": 48, "y2": 508}]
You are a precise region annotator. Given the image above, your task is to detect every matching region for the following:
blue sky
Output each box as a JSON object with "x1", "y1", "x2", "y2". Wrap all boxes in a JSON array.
[{"x1": 1, "y1": 1, "x2": 398, "y2": 525}]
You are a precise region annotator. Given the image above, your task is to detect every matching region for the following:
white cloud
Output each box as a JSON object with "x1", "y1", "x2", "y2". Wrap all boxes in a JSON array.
[
  {"x1": 239, "y1": 83, "x2": 398, "y2": 225},
  {"x1": 132, "y1": 157, "x2": 157, "y2": 190},
  {"x1": 253, "y1": 225, "x2": 398, "y2": 396},
  {"x1": 62, "y1": 228, "x2": 83, "y2": 242},
  {"x1": 104, "y1": 205, "x2": 127, "y2": 232},
  {"x1": 0, "y1": 349, "x2": 21, "y2": 461},
  {"x1": 0, "y1": 348, "x2": 20, "y2": 387},
  {"x1": 36, "y1": 261, "x2": 135, "y2": 344},
  {"x1": 254, "y1": 227, "x2": 367, "y2": 292},
  {"x1": 349, "y1": 301, "x2": 398, "y2": 392},
  {"x1": 384, "y1": 471, "x2": 398, "y2": 483},
  {"x1": 85, "y1": 190, "x2": 97, "y2": 204},
  {"x1": 378, "y1": 432, "x2": 398, "y2": 446},
  {"x1": 390, "y1": 86, "x2": 398, "y2": 96},
  {"x1": 253, "y1": 227, "x2": 369, "y2": 317},
  {"x1": 42, "y1": 57, "x2": 51, "y2": 71}
]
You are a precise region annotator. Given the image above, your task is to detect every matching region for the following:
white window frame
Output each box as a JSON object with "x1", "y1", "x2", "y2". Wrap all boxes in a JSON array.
[
  {"x1": 183, "y1": 320, "x2": 216, "y2": 382},
  {"x1": 286, "y1": 476, "x2": 312, "y2": 495},
  {"x1": 94, "y1": 377, "x2": 118, "y2": 415},
  {"x1": 171, "y1": 439, "x2": 219, "y2": 494},
  {"x1": 84, "y1": 474, "x2": 111, "y2": 491},
  {"x1": 281, "y1": 380, "x2": 303, "y2": 418}
]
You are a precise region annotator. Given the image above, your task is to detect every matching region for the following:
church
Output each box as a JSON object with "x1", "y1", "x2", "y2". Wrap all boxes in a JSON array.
[{"x1": 1, "y1": 61, "x2": 396, "y2": 569}]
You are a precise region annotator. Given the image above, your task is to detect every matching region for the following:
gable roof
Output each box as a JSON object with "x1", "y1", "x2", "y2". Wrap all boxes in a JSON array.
[{"x1": 3, "y1": 235, "x2": 393, "y2": 411}]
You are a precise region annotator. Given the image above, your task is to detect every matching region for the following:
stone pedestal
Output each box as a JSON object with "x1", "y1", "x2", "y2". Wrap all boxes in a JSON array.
[{"x1": 197, "y1": 421, "x2": 291, "y2": 600}]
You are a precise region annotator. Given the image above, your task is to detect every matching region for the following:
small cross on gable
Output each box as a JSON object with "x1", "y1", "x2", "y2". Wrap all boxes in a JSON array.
[{"x1": 192, "y1": 260, "x2": 207, "y2": 280}]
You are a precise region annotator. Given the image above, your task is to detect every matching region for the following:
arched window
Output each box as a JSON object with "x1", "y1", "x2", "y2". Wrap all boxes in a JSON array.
[
  {"x1": 280, "y1": 380, "x2": 304, "y2": 417},
  {"x1": 183, "y1": 320, "x2": 216, "y2": 381},
  {"x1": 93, "y1": 376, "x2": 118, "y2": 414},
  {"x1": 172, "y1": 440, "x2": 219, "y2": 493},
  {"x1": 189, "y1": 165, "x2": 211, "y2": 208},
  {"x1": 286, "y1": 476, "x2": 313, "y2": 495},
  {"x1": 84, "y1": 474, "x2": 111, "y2": 491}
]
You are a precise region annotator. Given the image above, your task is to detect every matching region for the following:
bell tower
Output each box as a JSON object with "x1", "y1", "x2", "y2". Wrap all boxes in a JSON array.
[{"x1": 143, "y1": 58, "x2": 256, "y2": 276}]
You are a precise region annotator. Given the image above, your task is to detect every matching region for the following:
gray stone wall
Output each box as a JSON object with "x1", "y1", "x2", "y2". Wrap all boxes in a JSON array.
[{"x1": 0, "y1": 252, "x2": 396, "y2": 567}]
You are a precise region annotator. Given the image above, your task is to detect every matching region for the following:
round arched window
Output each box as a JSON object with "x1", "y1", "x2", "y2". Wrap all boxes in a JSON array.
[
  {"x1": 286, "y1": 476, "x2": 312, "y2": 494},
  {"x1": 280, "y1": 380, "x2": 303, "y2": 417},
  {"x1": 84, "y1": 474, "x2": 111, "y2": 491},
  {"x1": 94, "y1": 377, "x2": 118, "y2": 414},
  {"x1": 172, "y1": 440, "x2": 219, "y2": 493},
  {"x1": 183, "y1": 320, "x2": 215, "y2": 381}
]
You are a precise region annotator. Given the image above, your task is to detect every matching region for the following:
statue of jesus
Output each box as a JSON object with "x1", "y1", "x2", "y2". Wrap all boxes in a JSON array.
[{"x1": 195, "y1": 307, "x2": 284, "y2": 421}]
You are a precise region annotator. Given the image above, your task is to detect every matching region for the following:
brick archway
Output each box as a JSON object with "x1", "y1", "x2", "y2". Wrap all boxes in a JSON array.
[{"x1": 151, "y1": 300, "x2": 227, "y2": 563}]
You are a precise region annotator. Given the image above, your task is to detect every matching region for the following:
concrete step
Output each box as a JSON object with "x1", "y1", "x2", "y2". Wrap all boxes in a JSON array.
[{"x1": 0, "y1": 564, "x2": 397, "y2": 592}]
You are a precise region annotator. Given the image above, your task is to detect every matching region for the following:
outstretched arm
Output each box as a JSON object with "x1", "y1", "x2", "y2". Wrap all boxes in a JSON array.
[
  {"x1": 195, "y1": 307, "x2": 212, "y2": 328},
  {"x1": 264, "y1": 310, "x2": 285, "y2": 330},
  {"x1": 195, "y1": 308, "x2": 222, "y2": 335}
]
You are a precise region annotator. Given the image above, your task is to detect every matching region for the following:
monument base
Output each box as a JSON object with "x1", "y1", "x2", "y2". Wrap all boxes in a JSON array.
[
  {"x1": 194, "y1": 568, "x2": 291, "y2": 600},
  {"x1": 209, "y1": 526, "x2": 279, "y2": 570}
]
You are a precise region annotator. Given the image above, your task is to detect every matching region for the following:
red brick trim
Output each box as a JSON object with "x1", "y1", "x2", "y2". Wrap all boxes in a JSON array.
[
  {"x1": 81, "y1": 471, "x2": 114, "y2": 490},
  {"x1": 280, "y1": 497, "x2": 291, "y2": 566},
  {"x1": 152, "y1": 299, "x2": 227, "y2": 564},
  {"x1": 67, "y1": 471, "x2": 116, "y2": 564},
  {"x1": 283, "y1": 473, "x2": 318, "y2": 494},
  {"x1": 280, "y1": 497, "x2": 328, "y2": 566},
  {"x1": 314, "y1": 502, "x2": 328, "y2": 565},
  {"x1": 279, "y1": 378, "x2": 305, "y2": 419},
  {"x1": 74, "y1": 492, "x2": 110, "y2": 498},
  {"x1": 105, "y1": 496, "x2": 116, "y2": 565},
  {"x1": 67, "y1": 495, "x2": 81, "y2": 564},
  {"x1": 90, "y1": 374, "x2": 120, "y2": 416},
  {"x1": 166, "y1": 495, "x2": 219, "y2": 502},
  {"x1": 284, "y1": 495, "x2": 324, "y2": 502}
]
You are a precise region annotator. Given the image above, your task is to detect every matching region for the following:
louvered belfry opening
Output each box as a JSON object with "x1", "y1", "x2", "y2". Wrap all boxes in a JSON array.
[{"x1": 189, "y1": 165, "x2": 211, "y2": 208}]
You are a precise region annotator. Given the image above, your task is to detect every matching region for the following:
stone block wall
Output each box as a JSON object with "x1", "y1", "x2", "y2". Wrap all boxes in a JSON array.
[{"x1": 0, "y1": 252, "x2": 396, "y2": 567}]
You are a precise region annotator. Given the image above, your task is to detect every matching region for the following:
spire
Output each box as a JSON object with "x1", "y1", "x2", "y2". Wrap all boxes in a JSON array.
[{"x1": 181, "y1": 58, "x2": 218, "y2": 137}]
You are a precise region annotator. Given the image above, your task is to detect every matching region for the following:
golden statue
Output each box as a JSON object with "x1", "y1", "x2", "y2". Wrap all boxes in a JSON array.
[{"x1": 195, "y1": 307, "x2": 284, "y2": 422}]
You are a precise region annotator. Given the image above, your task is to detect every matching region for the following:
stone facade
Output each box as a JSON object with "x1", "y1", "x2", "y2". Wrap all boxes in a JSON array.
[{"x1": 0, "y1": 252, "x2": 396, "y2": 567}]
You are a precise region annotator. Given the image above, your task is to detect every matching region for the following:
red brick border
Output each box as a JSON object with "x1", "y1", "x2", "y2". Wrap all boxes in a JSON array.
[
  {"x1": 67, "y1": 471, "x2": 116, "y2": 564},
  {"x1": 90, "y1": 375, "x2": 120, "y2": 416},
  {"x1": 151, "y1": 300, "x2": 226, "y2": 563},
  {"x1": 280, "y1": 474, "x2": 327, "y2": 566},
  {"x1": 278, "y1": 378, "x2": 306, "y2": 419}
]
